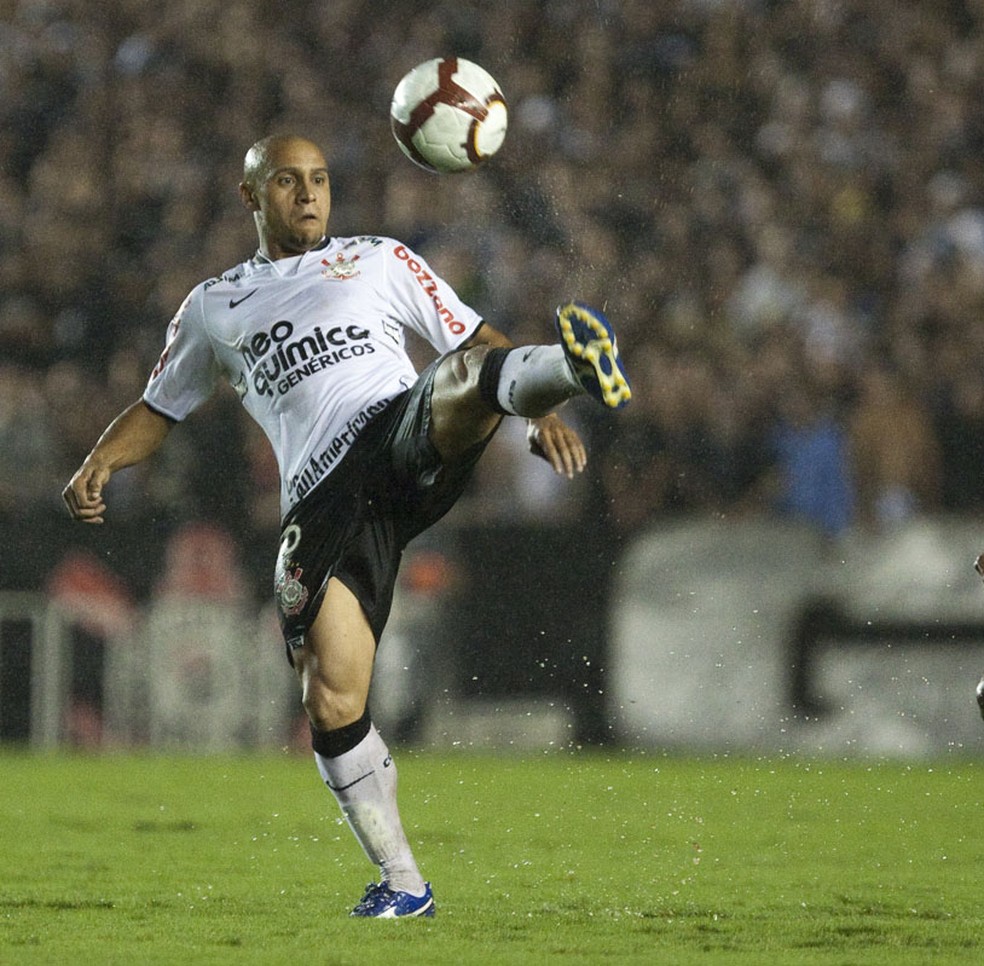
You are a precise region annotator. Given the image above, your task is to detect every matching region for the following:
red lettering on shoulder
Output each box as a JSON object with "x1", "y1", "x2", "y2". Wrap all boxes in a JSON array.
[{"x1": 392, "y1": 244, "x2": 467, "y2": 335}]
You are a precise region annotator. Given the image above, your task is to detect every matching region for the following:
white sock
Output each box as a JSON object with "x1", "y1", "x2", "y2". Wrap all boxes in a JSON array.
[
  {"x1": 495, "y1": 345, "x2": 582, "y2": 417},
  {"x1": 315, "y1": 725, "x2": 425, "y2": 895}
]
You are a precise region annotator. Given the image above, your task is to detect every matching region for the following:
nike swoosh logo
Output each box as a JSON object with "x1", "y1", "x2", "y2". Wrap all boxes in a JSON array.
[
  {"x1": 228, "y1": 289, "x2": 258, "y2": 309},
  {"x1": 325, "y1": 770, "x2": 374, "y2": 792}
]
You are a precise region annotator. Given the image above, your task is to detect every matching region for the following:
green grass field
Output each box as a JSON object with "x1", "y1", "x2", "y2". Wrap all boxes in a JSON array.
[{"x1": 1, "y1": 749, "x2": 981, "y2": 965}]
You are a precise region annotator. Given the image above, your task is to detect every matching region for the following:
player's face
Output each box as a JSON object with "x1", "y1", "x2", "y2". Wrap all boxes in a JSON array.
[{"x1": 248, "y1": 139, "x2": 331, "y2": 259}]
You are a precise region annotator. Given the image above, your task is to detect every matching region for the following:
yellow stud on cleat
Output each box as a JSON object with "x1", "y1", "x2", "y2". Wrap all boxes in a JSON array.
[{"x1": 555, "y1": 301, "x2": 631, "y2": 409}]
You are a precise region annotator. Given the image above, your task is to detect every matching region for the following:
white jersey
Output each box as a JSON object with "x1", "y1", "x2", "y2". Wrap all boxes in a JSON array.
[{"x1": 143, "y1": 235, "x2": 483, "y2": 515}]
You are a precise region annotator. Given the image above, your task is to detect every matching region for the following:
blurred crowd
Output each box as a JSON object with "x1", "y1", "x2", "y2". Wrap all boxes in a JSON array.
[{"x1": 4, "y1": 0, "x2": 984, "y2": 602}]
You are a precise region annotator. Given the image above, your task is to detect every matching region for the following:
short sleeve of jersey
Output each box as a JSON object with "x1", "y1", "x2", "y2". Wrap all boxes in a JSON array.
[
  {"x1": 382, "y1": 241, "x2": 483, "y2": 352},
  {"x1": 143, "y1": 284, "x2": 220, "y2": 421}
]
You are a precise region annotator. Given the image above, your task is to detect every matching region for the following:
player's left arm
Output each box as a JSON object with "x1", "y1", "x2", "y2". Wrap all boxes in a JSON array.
[{"x1": 463, "y1": 322, "x2": 587, "y2": 480}]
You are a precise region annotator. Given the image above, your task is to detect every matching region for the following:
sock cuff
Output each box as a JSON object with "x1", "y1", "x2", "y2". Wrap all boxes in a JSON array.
[
  {"x1": 311, "y1": 708, "x2": 372, "y2": 758},
  {"x1": 477, "y1": 346, "x2": 512, "y2": 415}
]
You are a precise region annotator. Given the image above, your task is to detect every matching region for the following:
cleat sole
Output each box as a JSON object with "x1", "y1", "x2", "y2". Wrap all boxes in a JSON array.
[{"x1": 556, "y1": 302, "x2": 631, "y2": 409}]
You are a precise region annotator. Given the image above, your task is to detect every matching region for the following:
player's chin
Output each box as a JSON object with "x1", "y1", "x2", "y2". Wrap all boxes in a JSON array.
[
  {"x1": 280, "y1": 226, "x2": 324, "y2": 255},
  {"x1": 296, "y1": 219, "x2": 326, "y2": 242}
]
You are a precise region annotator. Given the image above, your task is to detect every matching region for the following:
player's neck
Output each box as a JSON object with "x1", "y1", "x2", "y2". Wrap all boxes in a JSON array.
[{"x1": 258, "y1": 235, "x2": 329, "y2": 262}]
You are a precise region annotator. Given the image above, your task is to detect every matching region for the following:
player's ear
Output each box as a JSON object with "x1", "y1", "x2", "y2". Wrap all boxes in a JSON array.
[{"x1": 239, "y1": 181, "x2": 259, "y2": 211}]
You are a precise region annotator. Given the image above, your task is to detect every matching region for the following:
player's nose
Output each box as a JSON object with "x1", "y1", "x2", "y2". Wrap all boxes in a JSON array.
[{"x1": 296, "y1": 177, "x2": 319, "y2": 201}]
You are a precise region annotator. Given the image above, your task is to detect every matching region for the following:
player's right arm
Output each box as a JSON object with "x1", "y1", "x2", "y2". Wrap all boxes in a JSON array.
[
  {"x1": 62, "y1": 400, "x2": 174, "y2": 524},
  {"x1": 66, "y1": 279, "x2": 220, "y2": 524}
]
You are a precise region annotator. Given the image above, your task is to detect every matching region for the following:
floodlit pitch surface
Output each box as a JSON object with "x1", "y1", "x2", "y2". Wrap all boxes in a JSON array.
[{"x1": 1, "y1": 750, "x2": 981, "y2": 964}]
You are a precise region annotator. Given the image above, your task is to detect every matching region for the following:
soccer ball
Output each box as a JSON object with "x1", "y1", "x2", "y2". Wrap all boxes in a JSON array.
[{"x1": 390, "y1": 57, "x2": 507, "y2": 173}]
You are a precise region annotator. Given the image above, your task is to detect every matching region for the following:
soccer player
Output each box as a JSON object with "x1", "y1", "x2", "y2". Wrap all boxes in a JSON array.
[{"x1": 62, "y1": 135, "x2": 630, "y2": 918}]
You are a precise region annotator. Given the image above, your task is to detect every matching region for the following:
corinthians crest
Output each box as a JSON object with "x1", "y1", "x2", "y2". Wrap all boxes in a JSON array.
[
  {"x1": 275, "y1": 525, "x2": 309, "y2": 617},
  {"x1": 321, "y1": 252, "x2": 361, "y2": 280},
  {"x1": 275, "y1": 563, "x2": 308, "y2": 617}
]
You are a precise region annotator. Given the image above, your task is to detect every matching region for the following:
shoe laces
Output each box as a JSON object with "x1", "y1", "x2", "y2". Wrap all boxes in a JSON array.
[{"x1": 353, "y1": 882, "x2": 391, "y2": 913}]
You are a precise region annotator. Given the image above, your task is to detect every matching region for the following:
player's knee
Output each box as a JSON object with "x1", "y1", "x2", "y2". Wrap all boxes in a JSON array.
[
  {"x1": 442, "y1": 344, "x2": 488, "y2": 390},
  {"x1": 438, "y1": 344, "x2": 510, "y2": 415},
  {"x1": 302, "y1": 680, "x2": 365, "y2": 734}
]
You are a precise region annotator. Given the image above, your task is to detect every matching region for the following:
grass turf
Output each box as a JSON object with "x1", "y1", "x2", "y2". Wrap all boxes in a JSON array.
[{"x1": 0, "y1": 749, "x2": 981, "y2": 965}]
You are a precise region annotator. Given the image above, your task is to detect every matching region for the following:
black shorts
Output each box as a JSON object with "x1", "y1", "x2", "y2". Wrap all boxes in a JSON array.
[{"x1": 274, "y1": 358, "x2": 493, "y2": 662}]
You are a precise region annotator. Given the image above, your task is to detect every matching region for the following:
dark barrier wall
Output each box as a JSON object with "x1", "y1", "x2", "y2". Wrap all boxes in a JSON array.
[{"x1": 444, "y1": 523, "x2": 614, "y2": 744}]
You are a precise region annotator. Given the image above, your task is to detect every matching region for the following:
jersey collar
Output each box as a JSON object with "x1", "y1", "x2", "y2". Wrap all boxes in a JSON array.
[{"x1": 251, "y1": 236, "x2": 332, "y2": 268}]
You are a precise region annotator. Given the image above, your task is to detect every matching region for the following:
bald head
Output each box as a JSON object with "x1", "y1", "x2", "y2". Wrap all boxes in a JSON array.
[
  {"x1": 242, "y1": 135, "x2": 324, "y2": 191},
  {"x1": 239, "y1": 135, "x2": 331, "y2": 260}
]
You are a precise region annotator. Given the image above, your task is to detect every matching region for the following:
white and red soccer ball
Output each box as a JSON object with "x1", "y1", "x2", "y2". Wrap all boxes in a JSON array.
[{"x1": 390, "y1": 57, "x2": 507, "y2": 173}]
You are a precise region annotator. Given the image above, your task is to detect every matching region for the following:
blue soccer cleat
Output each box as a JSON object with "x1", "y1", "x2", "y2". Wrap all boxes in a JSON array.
[
  {"x1": 555, "y1": 301, "x2": 631, "y2": 409},
  {"x1": 350, "y1": 881, "x2": 435, "y2": 919}
]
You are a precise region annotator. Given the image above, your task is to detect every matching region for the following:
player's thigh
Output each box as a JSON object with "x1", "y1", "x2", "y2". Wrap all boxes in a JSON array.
[
  {"x1": 293, "y1": 576, "x2": 376, "y2": 729},
  {"x1": 429, "y1": 345, "x2": 500, "y2": 459}
]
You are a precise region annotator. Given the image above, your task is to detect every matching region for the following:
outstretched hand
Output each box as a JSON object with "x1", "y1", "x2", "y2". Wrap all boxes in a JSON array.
[
  {"x1": 60, "y1": 399, "x2": 174, "y2": 525},
  {"x1": 526, "y1": 413, "x2": 587, "y2": 479},
  {"x1": 62, "y1": 462, "x2": 112, "y2": 524}
]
